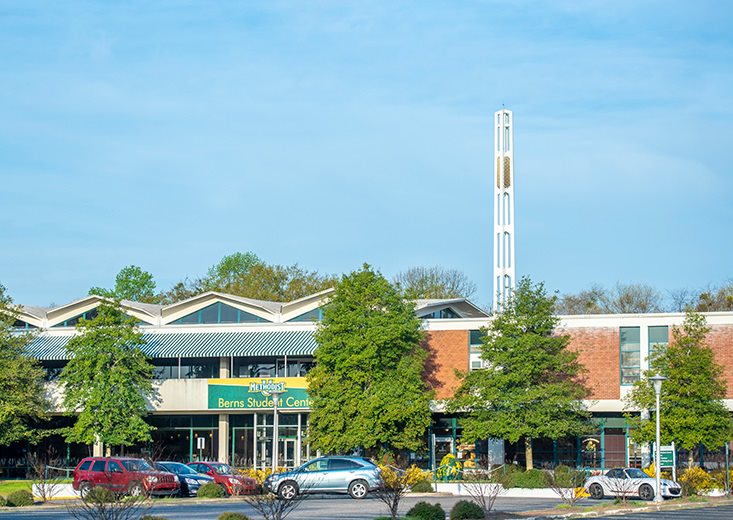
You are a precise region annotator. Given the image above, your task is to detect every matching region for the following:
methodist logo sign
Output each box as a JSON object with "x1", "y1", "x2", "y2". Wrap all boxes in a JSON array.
[{"x1": 207, "y1": 377, "x2": 312, "y2": 410}]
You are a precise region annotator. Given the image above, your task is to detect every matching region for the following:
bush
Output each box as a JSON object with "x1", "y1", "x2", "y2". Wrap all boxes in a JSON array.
[
  {"x1": 6, "y1": 489, "x2": 34, "y2": 507},
  {"x1": 410, "y1": 479, "x2": 435, "y2": 493},
  {"x1": 197, "y1": 482, "x2": 226, "y2": 498},
  {"x1": 407, "y1": 501, "x2": 445, "y2": 520},
  {"x1": 507, "y1": 469, "x2": 546, "y2": 488},
  {"x1": 679, "y1": 467, "x2": 716, "y2": 496},
  {"x1": 218, "y1": 513, "x2": 252, "y2": 520},
  {"x1": 84, "y1": 487, "x2": 118, "y2": 503},
  {"x1": 141, "y1": 517, "x2": 169, "y2": 520},
  {"x1": 0, "y1": 495, "x2": 6, "y2": 507},
  {"x1": 710, "y1": 469, "x2": 733, "y2": 489},
  {"x1": 450, "y1": 500, "x2": 484, "y2": 520}
]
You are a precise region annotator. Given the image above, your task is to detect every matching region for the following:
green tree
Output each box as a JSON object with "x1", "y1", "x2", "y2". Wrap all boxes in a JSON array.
[
  {"x1": 60, "y1": 303, "x2": 154, "y2": 450},
  {"x1": 0, "y1": 284, "x2": 49, "y2": 445},
  {"x1": 625, "y1": 311, "x2": 732, "y2": 466},
  {"x1": 394, "y1": 266, "x2": 477, "y2": 300},
  {"x1": 306, "y1": 264, "x2": 433, "y2": 455},
  {"x1": 450, "y1": 277, "x2": 591, "y2": 469},
  {"x1": 90, "y1": 265, "x2": 158, "y2": 303},
  {"x1": 203, "y1": 251, "x2": 263, "y2": 290},
  {"x1": 226, "y1": 263, "x2": 337, "y2": 301},
  {"x1": 695, "y1": 282, "x2": 733, "y2": 312}
]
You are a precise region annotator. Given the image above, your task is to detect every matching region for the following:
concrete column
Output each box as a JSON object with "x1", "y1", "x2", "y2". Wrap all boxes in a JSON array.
[
  {"x1": 219, "y1": 356, "x2": 230, "y2": 378},
  {"x1": 93, "y1": 437, "x2": 103, "y2": 457},
  {"x1": 219, "y1": 414, "x2": 230, "y2": 463}
]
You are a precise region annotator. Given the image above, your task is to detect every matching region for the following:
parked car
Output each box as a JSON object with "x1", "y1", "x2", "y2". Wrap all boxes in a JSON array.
[
  {"x1": 186, "y1": 461, "x2": 257, "y2": 495},
  {"x1": 585, "y1": 467, "x2": 681, "y2": 501},
  {"x1": 154, "y1": 461, "x2": 214, "y2": 497},
  {"x1": 263, "y1": 456, "x2": 382, "y2": 499},
  {"x1": 73, "y1": 457, "x2": 179, "y2": 498}
]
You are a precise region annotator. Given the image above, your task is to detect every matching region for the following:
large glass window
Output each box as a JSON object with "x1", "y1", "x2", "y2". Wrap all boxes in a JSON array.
[
  {"x1": 648, "y1": 326, "x2": 669, "y2": 366},
  {"x1": 13, "y1": 319, "x2": 37, "y2": 330},
  {"x1": 52, "y1": 308, "x2": 99, "y2": 328},
  {"x1": 180, "y1": 358, "x2": 218, "y2": 379},
  {"x1": 152, "y1": 358, "x2": 179, "y2": 380},
  {"x1": 620, "y1": 327, "x2": 641, "y2": 385},
  {"x1": 42, "y1": 360, "x2": 67, "y2": 381},
  {"x1": 233, "y1": 357, "x2": 314, "y2": 378},
  {"x1": 172, "y1": 302, "x2": 269, "y2": 325},
  {"x1": 420, "y1": 308, "x2": 460, "y2": 319}
]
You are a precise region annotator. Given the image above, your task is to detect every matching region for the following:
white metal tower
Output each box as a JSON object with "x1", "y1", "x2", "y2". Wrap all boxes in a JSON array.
[{"x1": 492, "y1": 109, "x2": 515, "y2": 312}]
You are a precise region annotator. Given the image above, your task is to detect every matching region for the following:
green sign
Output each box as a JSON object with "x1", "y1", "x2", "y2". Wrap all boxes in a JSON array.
[
  {"x1": 207, "y1": 377, "x2": 312, "y2": 410},
  {"x1": 659, "y1": 446, "x2": 675, "y2": 468}
]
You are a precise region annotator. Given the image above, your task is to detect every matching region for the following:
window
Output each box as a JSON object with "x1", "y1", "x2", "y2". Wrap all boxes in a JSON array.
[
  {"x1": 13, "y1": 319, "x2": 36, "y2": 330},
  {"x1": 79, "y1": 460, "x2": 91, "y2": 471},
  {"x1": 180, "y1": 358, "x2": 217, "y2": 379},
  {"x1": 620, "y1": 327, "x2": 641, "y2": 385},
  {"x1": 648, "y1": 326, "x2": 668, "y2": 366},
  {"x1": 330, "y1": 459, "x2": 360, "y2": 470},
  {"x1": 52, "y1": 308, "x2": 99, "y2": 328},
  {"x1": 420, "y1": 308, "x2": 460, "y2": 319},
  {"x1": 469, "y1": 330, "x2": 485, "y2": 347},
  {"x1": 43, "y1": 360, "x2": 66, "y2": 381},
  {"x1": 303, "y1": 459, "x2": 328, "y2": 472},
  {"x1": 172, "y1": 302, "x2": 269, "y2": 325},
  {"x1": 289, "y1": 308, "x2": 323, "y2": 322},
  {"x1": 91, "y1": 460, "x2": 106, "y2": 472},
  {"x1": 108, "y1": 461, "x2": 123, "y2": 473},
  {"x1": 152, "y1": 358, "x2": 179, "y2": 380}
]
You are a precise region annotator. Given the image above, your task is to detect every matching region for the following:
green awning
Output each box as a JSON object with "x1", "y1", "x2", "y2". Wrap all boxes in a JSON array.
[{"x1": 26, "y1": 330, "x2": 318, "y2": 361}]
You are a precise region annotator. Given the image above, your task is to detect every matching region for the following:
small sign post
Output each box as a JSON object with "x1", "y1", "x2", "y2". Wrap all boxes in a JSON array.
[
  {"x1": 658, "y1": 442, "x2": 676, "y2": 482},
  {"x1": 197, "y1": 436, "x2": 205, "y2": 461}
]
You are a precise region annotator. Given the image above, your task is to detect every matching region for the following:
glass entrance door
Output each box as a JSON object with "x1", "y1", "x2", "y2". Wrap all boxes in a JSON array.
[{"x1": 279, "y1": 438, "x2": 296, "y2": 468}]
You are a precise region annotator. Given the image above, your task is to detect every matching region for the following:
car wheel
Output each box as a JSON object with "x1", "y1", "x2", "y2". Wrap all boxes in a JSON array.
[
  {"x1": 348, "y1": 479, "x2": 368, "y2": 499},
  {"x1": 278, "y1": 481, "x2": 299, "y2": 500},
  {"x1": 128, "y1": 482, "x2": 145, "y2": 497},
  {"x1": 639, "y1": 484, "x2": 654, "y2": 501},
  {"x1": 79, "y1": 481, "x2": 92, "y2": 499},
  {"x1": 589, "y1": 483, "x2": 604, "y2": 500}
]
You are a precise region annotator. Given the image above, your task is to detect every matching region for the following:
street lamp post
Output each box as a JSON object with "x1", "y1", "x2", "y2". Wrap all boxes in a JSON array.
[
  {"x1": 649, "y1": 374, "x2": 667, "y2": 504},
  {"x1": 271, "y1": 391, "x2": 281, "y2": 475}
]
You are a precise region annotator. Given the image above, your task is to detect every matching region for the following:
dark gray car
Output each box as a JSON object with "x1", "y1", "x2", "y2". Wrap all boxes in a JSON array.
[{"x1": 264, "y1": 456, "x2": 382, "y2": 499}]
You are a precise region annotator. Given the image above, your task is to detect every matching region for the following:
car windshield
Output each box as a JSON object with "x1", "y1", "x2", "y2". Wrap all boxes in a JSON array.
[
  {"x1": 160, "y1": 462, "x2": 192, "y2": 475},
  {"x1": 626, "y1": 469, "x2": 648, "y2": 479},
  {"x1": 121, "y1": 459, "x2": 152, "y2": 472},
  {"x1": 210, "y1": 463, "x2": 233, "y2": 475}
]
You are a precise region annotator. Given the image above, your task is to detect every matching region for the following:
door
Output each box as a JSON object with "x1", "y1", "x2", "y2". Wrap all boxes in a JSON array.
[
  {"x1": 279, "y1": 439, "x2": 296, "y2": 469},
  {"x1": 298, "y1": 458, "x2": 329, "y2": 492},
  {"x1": 106, "y1": 460, "x2": 126, "y2": 492}
]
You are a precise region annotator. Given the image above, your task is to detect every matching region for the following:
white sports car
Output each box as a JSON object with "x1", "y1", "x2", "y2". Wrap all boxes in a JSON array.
[{"x1": 585, "y1": 467, "x2": 681, "y2": 501}]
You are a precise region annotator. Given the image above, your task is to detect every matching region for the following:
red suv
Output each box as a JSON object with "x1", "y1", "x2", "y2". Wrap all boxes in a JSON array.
[
  {"x1": 73, "y1": 457, "x2": 179, "y2": 497},
  {"x1": 187, "y1": 461, "x2": 257, "y2": 495}
]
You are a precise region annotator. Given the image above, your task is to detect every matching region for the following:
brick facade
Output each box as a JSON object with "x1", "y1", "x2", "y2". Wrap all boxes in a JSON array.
[
  {"x1": 424, "y1": 330, "x2": 469, "y2": 400},
  {"x1": 561, "y1": 327, "x2": 620, "y2": 400},
  {"x1": 705, "y1": 325, "x2": 733, "y2": 397}
]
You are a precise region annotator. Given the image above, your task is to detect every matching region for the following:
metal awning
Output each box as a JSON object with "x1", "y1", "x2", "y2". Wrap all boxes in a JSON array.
[{"x1": 26, "y1": 330, "x2": 318, "y2": 361}]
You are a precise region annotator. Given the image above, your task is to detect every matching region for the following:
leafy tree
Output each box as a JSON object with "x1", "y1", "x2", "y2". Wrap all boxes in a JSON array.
[
  {"x1": 0, "y1": 284, "x2": 49, "y2": 445},
  {"x1": 60, "y1": 303, "x2": 154, "y2": 450},
  {"x1": 556, "y1": 282, "x2": 663, "y2": 314},
  {"x1": 307, "y1": 264, "x2": 433, "y2": 455},
  {"x1": 225, "y1": 263, "x2": 337, "y2": 301},
  {"x1": 157, "y1": 278, "x2": 207, "y2": 305},
  {"x1": 394, "y1": 266, "x2": 477, "y2": 300},
  {"x1": 89, "y1": 265, "x2": 158, "y2": 303},
  {"x1": 625, "y1": 311, "x2": 732, "y2": 466},
  {"x1": 695, "y1": 282, "x2": 733, "y2": 312},
  {"x1": 450, "y1": 277, "x2": 591, "y2": 470},
  {"x1": 203, "y1": 251, "x2": 263, "y2": 290}
]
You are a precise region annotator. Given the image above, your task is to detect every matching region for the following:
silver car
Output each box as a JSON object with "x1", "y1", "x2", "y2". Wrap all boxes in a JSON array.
[
  {"x1": 264, "y1": 456, "x2": 382, "y2": 499},
  {"x1": 585, "y1": 467, "x2": 681, "y2": 501}
]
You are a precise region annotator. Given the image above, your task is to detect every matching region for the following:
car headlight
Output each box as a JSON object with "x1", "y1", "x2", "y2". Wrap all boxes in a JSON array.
[
  {"x1": 228, "y1": 477, "x2": 240, "y2": 484},
  {"x1": 184, "y1": 478, "x2": 199, "y2": 485},
  {"x1": 146, "y1": 476, "x2": 158, "y2": 484}
]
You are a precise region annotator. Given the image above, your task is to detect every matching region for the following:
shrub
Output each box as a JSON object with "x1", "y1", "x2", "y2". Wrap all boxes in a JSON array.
[
  {"x1": 6, "y1": 489, "x2": 34, "y2": 507},
  {"x1": 84, "y1": 487, "x2": 118, "y2": 503},
  {"x1": 450, "y1": 500, "x2": 484, "y2": 520},
  {"x1": 406, "y1": 501, "x2": 445, "y2": 520},
  {"x1": 710, "y1": 469, "x2": 733, "y2": 489},
  {"x1": 0, "y1": 495, "x2": 6, "y2": 507},
  {"x1": 141, "y1": 517, "x2": 169, "y2": 520},
  {"x1": 197, "y1": 482, "x2": 226, "y2": 498},
  {"x1": 410, "y1": 479, "x2": 435, "y2": 493},
  {"x1": 218, "y1": 513, "x2": 252, "y2": 520},
  {"x1": 679, "y1": 467, "x2": 716, "y2": 496},
  {"x1": 507, "y1": 469, "x2": 546, "y2": 488}
]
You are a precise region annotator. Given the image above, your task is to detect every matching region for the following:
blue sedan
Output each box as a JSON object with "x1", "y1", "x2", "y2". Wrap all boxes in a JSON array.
[{"x1": 155, "y1": 461, "x2": 215, "y2": 497}]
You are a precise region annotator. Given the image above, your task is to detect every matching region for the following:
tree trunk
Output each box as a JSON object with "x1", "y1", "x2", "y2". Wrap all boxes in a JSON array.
[
  {"x1": 525, "y1": 438, "x2": 533, "y2": 470},
  {"x1": 688, "y1": 448, "x2": 695, "y2": 468}
]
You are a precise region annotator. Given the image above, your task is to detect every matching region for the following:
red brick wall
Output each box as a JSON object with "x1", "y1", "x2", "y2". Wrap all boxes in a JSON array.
[
  {"x1": 424, "y1": 330, "x2": 469, "y2": 400},
  {"x1": 560, "y1": 327, "x2": 620, "y2": 400},
  {"x1": 702, "y1": 325, "x2": 733, "y2": 398}
]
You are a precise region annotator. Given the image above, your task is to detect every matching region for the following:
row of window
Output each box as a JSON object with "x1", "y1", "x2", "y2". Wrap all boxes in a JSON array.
[
  {"x1": 41, "y1": 357, "x2": 316, "y2": 381},
  {"x1": 18, "y1": 303, "x2": 328, "y2": 329},
  {"x1": 620, "y1": 326, "x2": 668, "y2": 385}
]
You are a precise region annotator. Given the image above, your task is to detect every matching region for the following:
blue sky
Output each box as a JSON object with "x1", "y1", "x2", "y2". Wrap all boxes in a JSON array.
[{"x1": 1, "y1": 1, "x2": 731, "y2": 309}]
